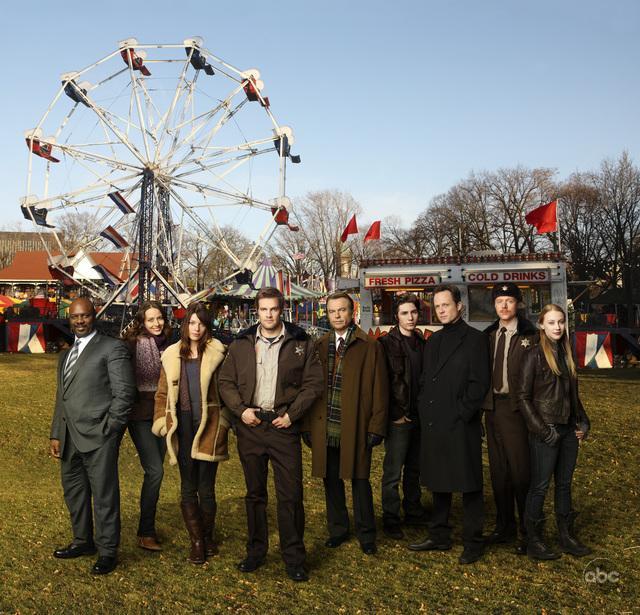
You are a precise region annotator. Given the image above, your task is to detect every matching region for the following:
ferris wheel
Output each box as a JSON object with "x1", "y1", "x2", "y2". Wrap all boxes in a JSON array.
[{"x1": 21, "y1": 37, "x2": 301, "y2": 313}]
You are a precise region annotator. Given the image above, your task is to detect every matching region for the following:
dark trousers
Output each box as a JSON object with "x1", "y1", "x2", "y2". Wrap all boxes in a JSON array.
[
  {"x1": 381, "y1": 420, "x2": 424, "y2": 526},
  {"x1": 323, "y1": 445, "x2": 376, "y2": 544},
  {"x1": 236, "y1": 422, "x2": 305, "y2": 567},
  {"x1": 60, "y1": 429, "x2": 122, "y2": 558},
  {"x1": 177, "y1": 456, "x2": 218, "y2": 515},
  {"x1": 485, "y1": 397, "x2": 530, "y2": 535},
  {"x1": 429, "y1": 491, "x2": 484, "y2": 553},
  {"x1": 525, "y1": 423, "x2": 579, "y2": 521},
  {"x1": 128, "y1": 420, "x2": 166, "y2": 537}
]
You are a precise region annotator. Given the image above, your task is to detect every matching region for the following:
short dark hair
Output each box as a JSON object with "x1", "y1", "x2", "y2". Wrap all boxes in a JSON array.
[
  {"x1": 432, "y1": 283, "x2": 461, "y2": 304},
  {"x1": 394, "y1": 292, "x2": 420, "y2": 315},
  {"x1": 326, "y1": 291, "x2": 354, "y2": 311},
  {"x1": 255, "y1": 287, "x2": 284, "y2": 310}
]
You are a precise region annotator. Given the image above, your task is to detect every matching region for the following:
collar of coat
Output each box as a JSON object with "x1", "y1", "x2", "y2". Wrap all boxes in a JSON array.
[
  {"x1": 160, "y1": 338, "x2": 226, "y2": 387},
  {"x1": 386, "y1": 325, "x2": 426, "y2": 345},
  {"x1": 237, "y1": 321, "x2": 309, "y2": 343},
  {"x1": 484, "y1": 315, "x2": 537, "y2": 336}
]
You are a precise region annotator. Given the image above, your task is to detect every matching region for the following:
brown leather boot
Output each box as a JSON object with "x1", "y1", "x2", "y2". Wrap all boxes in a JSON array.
[
  {"x1": 201, "y1": 508, "x2": 218, "y2": 557},
  {"x1": 180, "y1": 502, "x2": 206, "y2": 564}
]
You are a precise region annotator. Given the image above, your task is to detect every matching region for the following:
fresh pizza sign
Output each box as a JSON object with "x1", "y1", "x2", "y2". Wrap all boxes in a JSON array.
[{"x1": 364, "y1": 274, "x2": 441, "y2": 288}]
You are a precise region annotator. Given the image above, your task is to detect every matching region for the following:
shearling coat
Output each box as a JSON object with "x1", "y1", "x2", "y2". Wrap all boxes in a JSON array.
[
  {"x1": 302, "y1": 327, "x2": 389, "y2": 480},
  {"x1": 152, "y1": 339, "x2": 231, "y2": 465}
]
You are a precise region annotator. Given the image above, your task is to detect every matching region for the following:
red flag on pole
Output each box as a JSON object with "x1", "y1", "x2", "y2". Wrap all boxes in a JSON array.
[
  {"x1": 364, "y1": 221, "x2": 381, "y2": 242},
  {"x1": 525, "y1": 200, "x2": 557, "y2": 234},
  {"x1": 340, "y1": 214, "x2": 358, "y2": 242}
]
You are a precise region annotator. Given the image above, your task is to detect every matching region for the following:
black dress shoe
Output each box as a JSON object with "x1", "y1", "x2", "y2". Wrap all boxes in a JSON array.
[
  {"x1": 91, "y1": 556, "x2": 117, "y2": 575},
  {"x1": 361, "y1": 542, "x2": 377, "y2": 555},
  {"x1": 484, "y1": 529, "x2": 516, "y2": 544},
  {"x1": 237, "y1": 557, "x2": 265, "y2": 573},
  {"x1": 324, "y1": 533, "x2": 349, "y2": 548},
  {"x1": 53, "y1": 543, "x2": 97, "y2": 559},
  {"x1": 383, "y1": 524, "x2": 404, "y2": 540},
  {"x1": 458, "y1": 548, "x2": 484, "y2": 564},
  {"x1": 286, "y1": 565, "x2": 309, "y2": 582},
  {"x1": 408, "y1": 538, "x2": 452, "y2": 551}
]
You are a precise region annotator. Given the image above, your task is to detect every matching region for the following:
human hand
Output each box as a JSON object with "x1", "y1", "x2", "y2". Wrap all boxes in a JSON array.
[
  {"x1": 272, "y1": 413, "x2": 292, "y2": 429},
  {"x1": 241, "y1": 408, "x2": 262, "y2": 426},
  {"x1": 543, "y1": 425, "x2": 560, "y2": 447},
  {"x1": 575, "y1": 430, "x2": 586, "y2": 441},
  {"x1": 392, "y1": 416, "x2": 411, "y2": 425},
  {"x1": 50, "y1": 439, "x2": 61, "y2": 459}
]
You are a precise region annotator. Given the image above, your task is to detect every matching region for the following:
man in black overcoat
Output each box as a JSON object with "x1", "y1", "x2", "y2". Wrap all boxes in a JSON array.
[{"x1": 409, "y1": 284, "x2": 490, "y2": 564}]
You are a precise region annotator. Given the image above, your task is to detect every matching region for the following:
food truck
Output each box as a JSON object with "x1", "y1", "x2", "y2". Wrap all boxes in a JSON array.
[{"x1": 358, "y1": 252, "x2": 567, "y2": 336}]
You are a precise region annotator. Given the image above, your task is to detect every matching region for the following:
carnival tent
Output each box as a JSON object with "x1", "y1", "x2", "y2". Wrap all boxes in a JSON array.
[{"x1": 204, "y1": 257, "x2": 320, "y2": 301}]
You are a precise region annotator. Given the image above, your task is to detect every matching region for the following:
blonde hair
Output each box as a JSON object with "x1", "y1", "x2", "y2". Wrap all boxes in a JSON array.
[{"x1": 538, "y1": 304, "x2": 576, "y2": 377}]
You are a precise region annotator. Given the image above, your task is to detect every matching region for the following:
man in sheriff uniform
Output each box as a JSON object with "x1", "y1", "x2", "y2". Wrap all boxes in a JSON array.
[{"x1": 482, "y1": 282, "x2": 537, "y2": 554}]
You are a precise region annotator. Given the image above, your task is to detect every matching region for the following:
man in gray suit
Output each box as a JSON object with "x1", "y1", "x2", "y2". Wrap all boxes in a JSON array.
[{"x1": 50, "y1": 298, "x2": 136, "y2": 575}]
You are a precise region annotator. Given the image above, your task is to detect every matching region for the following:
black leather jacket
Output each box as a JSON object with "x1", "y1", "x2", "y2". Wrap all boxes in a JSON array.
[
  {"x1": 517, "y1": 343, "x2": 590, "y2": 440},
  {"x1": 378, "y1": 327, "x2": 425, "y2": 422}
]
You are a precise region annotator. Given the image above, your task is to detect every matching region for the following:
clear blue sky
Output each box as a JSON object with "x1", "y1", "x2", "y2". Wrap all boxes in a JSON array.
[{"x1": 1, "y1": 0, "x2": 639, "y2": 229}]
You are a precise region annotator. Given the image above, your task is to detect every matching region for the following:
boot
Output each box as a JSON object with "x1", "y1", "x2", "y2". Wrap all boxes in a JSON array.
[
  {"x1": 525, "y1": 518, "x2": 561, "y2": 561},
  {"x1": 180, "y1": 502, "x2": 206, "y2": 565},
  {"x1": 556, "y1": 511, "x2": 592, "y2": 557},
  {"x1": 201, "y1": 508, "x2": 218, "y2": 557}
]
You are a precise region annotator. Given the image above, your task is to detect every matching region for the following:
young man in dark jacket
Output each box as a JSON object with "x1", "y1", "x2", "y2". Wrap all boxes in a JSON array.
[
  {"x1": 218, "y1": 287, "x2": 323, "y2": 582},
  {"x1": 482, "y1": 282, "x2": 537, "y2": 554},
  {"x1": 378, "y1": 293, "x2": 427, "y2": 539}
]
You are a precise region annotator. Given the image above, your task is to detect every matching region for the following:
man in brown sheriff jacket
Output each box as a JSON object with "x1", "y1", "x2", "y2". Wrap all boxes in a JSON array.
[
  {"x1": 482, "y1": 282, "x2": 537, "y2": 554},
  {"x1": 302, "y1": 291, "x2": 388, "y2": 555},
  {"x1": 219, "y1": 287, "x2": 323, "y2": 582}
]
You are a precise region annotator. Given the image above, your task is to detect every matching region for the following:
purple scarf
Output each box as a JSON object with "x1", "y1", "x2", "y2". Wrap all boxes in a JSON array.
[{"x1": 135, "y1": 334, "x2": 166, "y2": 392}]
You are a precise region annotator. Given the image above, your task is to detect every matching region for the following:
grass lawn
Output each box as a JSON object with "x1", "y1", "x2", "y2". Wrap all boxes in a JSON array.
[{"x1": 0, "y1": 354, "x2": 638, "y2": 614}]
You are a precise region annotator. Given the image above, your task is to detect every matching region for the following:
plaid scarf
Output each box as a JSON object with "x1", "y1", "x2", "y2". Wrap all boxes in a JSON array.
[{"x1": 326, "y1": 324, "x2": 356, "y2": 448}]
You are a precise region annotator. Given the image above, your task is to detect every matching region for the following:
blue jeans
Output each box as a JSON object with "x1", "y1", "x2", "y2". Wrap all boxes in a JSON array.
[
  {"x1": 128, "y1": 420, "x2": 166, "y2": 537},
  {"x1": 525, "y1": 423, "x2": 579, "y2": 522},
  {"x1": 381, "y1": 420, "x2": 424, "y2": 526}
]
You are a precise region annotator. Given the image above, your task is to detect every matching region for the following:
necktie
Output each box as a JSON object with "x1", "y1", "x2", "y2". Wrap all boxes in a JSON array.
[
  {"x1": 493, "y1": 327, "x2": 507, "y2": 392},
  {"x1": 63, "y1": 340, "x2": 81, "y2": 385},
  {"x1": 337, "y1": 337, "x2": 345, "y2": 357}
]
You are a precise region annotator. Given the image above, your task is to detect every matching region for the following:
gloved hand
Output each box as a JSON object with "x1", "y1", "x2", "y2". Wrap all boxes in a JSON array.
[
  {"x1": 543, "y1": 424, "x2": 560, "y2": 447},
  {"x1": 367, "y1": 433, "x2": 383, "y2": 449},
  {"x1": 301, "y1": 432, "x2": 312, "y2": 448}
]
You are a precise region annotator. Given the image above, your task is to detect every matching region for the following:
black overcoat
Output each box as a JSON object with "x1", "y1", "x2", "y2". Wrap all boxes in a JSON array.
[{"x1": 418, "y1": 320, "x2": 490, "y2": 493}]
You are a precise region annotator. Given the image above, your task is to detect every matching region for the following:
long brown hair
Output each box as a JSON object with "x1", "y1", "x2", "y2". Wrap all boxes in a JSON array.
[
  {"x1": 538, "y1": 304, "x2": 576, "y2": 377},
  {"x1": 179, "y1": 302, "x2": 212, "y2": 359},
  {"x1": 124, "y1": 300, "x2": 171, "y2": 340}
]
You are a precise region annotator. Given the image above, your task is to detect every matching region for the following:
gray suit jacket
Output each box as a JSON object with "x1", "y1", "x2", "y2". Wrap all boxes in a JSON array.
[{"x1": 50, "y1": 333, "x2": 136, "y2": 454}]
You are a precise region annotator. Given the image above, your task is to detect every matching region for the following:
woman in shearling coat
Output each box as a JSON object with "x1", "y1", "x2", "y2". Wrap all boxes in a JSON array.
[{"x1": 153, "y1": 302, "x2": 231, "y2": 564}]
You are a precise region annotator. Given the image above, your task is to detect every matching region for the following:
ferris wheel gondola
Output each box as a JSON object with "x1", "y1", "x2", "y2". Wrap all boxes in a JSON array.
[{"x1": 21, "y1": 36, "x2": 301, "y2": 315}]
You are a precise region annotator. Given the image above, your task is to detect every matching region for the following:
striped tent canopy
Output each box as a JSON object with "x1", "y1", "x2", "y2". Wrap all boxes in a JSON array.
[{"x1": 205, "y1": 257, "x2": 320, "y2": 301}]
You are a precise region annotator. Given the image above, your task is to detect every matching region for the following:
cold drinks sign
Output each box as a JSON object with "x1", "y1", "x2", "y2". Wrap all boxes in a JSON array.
[{"x1": 464, "y1": 269, "x2": 550, "y2": 283}]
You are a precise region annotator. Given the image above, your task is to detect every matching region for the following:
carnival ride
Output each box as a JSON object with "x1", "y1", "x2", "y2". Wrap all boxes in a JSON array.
[{"x1": 21, "y1": 37, "x2": 301, "y2": 317}]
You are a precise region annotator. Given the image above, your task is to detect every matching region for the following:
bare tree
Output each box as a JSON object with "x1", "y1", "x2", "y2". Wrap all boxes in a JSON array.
[{"x1": 56, "y1": 211, "x2": 100, "y2": 252}]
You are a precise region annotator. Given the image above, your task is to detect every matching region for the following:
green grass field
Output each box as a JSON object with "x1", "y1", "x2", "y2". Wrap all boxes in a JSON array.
[{"x1": 0, "y1": 354, "x2": 638, "y2": 614}]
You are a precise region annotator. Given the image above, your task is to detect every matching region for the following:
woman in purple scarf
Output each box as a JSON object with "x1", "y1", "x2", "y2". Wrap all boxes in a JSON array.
[{"x1": 124, "y1": 300, "x2": 170, "y2": 551}]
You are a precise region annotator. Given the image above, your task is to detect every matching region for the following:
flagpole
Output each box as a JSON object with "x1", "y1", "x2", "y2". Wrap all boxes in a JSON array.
[{"x1": 556, "y1": 197, "x2": 562, "y2": 254}]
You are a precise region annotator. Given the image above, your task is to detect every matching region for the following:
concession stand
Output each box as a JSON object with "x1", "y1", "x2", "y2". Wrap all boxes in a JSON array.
[{"x1": 358, "y1": 252, "x2": 567, "y2": 336}]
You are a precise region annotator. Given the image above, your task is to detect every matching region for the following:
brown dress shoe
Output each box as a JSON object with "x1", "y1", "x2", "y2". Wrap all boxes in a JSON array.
[{"x1": 137, "y1": 536, "x2": 162, "y2": 551}]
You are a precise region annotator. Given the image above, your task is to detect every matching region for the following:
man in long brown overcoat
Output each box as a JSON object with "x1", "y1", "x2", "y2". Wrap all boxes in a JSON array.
[{"x1": 302, "y1": 291, "x2": 388, "y2": 554}]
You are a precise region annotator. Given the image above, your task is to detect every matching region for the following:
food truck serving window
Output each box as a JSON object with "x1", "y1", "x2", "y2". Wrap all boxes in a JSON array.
[
  {"x1": 370, "y1": 288, "x2": 441, "y2": 326},
  {"x1": 468, "y1": 284, "x2": 552, "y2": 322}
]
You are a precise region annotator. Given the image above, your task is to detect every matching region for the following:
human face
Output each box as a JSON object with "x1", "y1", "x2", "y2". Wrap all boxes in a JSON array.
[
  {"x1": 69, "y1": 298, "x2": 96, "y2": 338},
  {"x1": 188, "y1": 314, "x2": 206, "y2": 342},
  {"x1": 494, "y1": 296, "x2": 518, "y2": 324},
  {"x1": 143, "y1": 307, "x2": 165, "y2": 337},
  {"x1": 397, "y1": 302, "x2": 419, "y2": 335},
  {"x1": 541, "y1": 310, "x2": 566, "y2": 341},
  {"x1": 257, "y1": 297, "x2": 283, "y2": 334},
  {"x1": 327, "y1": 297, "x2": 353, "y2": 334},
  {"x1": 433, "y1": 291, "x2": 462, "y2": 325}
]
